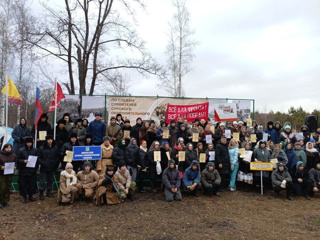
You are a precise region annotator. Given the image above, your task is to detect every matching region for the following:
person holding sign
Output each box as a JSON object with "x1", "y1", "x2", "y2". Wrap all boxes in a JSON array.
[
  {"x1": 237, "y1": 143, "x2": 254, "y2": 187},
  {"x1": 253, "y1": 141, "x2": 271, "y2": 188},
  {"x1": 106, "y1": 117, "x2": 123, "y2": 147},
  {"x1": 38, "y1": 135, "x2": 60, "y2": 200},
  {"x1": 168, "y1": 119, "x2": 178, "y2": 149},
  {"x1": 147, "y1": 141, "x2": 162, "y2": 193},
  {"x1": 270, "y1": 144, "x2": 288, "y2": 167},
  {"x1": 264, "y1": 121, "x2": 278, "y2": 144},
  {"x1": 196, "y1": 142, "x2": 206, "y2": 171},
  {"x1": 17, "y1": 137, "x2": 39, "y2": 203},
  {"x1": 202, "y1": 125, "x2": 214, "y2": 151},
  {"x1": 271, "y1": 162, "x2": 294, "y2": 200},
  {"x1": 188, "y1": 123, "x2": 201, "y2": 150},
  {"x1": 201, "y1": 162, "x2": 221, "y2": 197},
  {"x1": 61, "y1": 133, "x2": 81, "y2": 172},
  {"x1": 137, "y1": 140, "x2": 148, "y2": 193},
  {"x1": 162, "y1": 159, "x2": 182, "y2": 202},
  {"x1": 156, "y1": 120, "x2": 169, "y2": 145},
  {"x1": 182, "y1": 160, "x2": 201, "y2": 197},
  {"x1": 125, "y1": 138, "x2": 140, "y2": 182},
  {"x1": 179, "y1": 143, "x2": 197, "y2": 174},
  {"x1": 0, "y1": 144, "x2": 17, "y2": 208},
  {"x1": 31, "y1": 113, "x2": 52, "y2": 148},
  {"x1": 160, "y1": 141, "x2": 173, "y2": 171},
  {"x1": 122, "y1": 119, "x2": 132, "y2": 146},
  {"x1": 215, "y1": 136, "x2": 230, "y2": 191},
  {"x1": 228, "y1": 139, "x2": 239, "y2": 192},
  {"x1": 177, "y1": 124, "x2": 190, "y2": 145}
]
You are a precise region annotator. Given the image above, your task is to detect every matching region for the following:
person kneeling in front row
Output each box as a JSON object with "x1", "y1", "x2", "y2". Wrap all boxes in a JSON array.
[
  {"x1": 309, "y1": 160, "x2": 320, "y2": 197},
  {"x1": 115, "y1": 161, "x2": 136, "y2": 201},
  {"x1": 162, "y1": 159, "x2": 182, "y2": 202},
  {"x1": 58, "y1": 163, "x2": 78, "y2": 204},
  {"x1": 182, "y1": 160, "x2": 201, "y2": 197},
  {"x1": 201, "y1": 162, "x2": 221, "y2": 197},
  {"x1": 271, "y1": 162, "x2": 294, "y2": 201},
  {"x1": 76, "y1": 161, "x2": 99, "y2": 202}
]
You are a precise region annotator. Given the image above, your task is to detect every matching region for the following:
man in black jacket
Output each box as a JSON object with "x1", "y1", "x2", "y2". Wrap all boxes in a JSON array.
[
  {"x1": 17, "y1": 137, "x2": 39, "y2": 203},
  {"x1": 215, "y1": 136, "x2": 230, "y2": 191},
  {"x1": 31, "y1": 113, "x2": 52, "y2": 148},
  {"x1": 130, "y1": 117, "x2": 142, "y2": 143}
]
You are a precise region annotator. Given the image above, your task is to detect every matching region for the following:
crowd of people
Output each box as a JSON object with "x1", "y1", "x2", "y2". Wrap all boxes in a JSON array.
[{"x1": 1, "y1": 112, "x2": 320, "y2": 208}]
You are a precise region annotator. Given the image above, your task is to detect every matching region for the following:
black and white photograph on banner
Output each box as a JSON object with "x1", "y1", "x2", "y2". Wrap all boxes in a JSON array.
[
  {"x1": 56, "y1": 95, "x2": 80, "y2": 120},
  {"x1": 232, "y1": 100, "x2": 252, "y2": 122},
  {"x1": 81, "y1": 95, "x2": 106, "y2": 122}
]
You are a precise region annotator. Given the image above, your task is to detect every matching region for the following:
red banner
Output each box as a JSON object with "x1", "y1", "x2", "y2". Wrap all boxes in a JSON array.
[{"x1": 166, "y1": 102, "x2": 209, "y2": 124}]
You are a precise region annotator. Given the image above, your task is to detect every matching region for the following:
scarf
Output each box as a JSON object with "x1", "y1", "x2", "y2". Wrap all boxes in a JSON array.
[
  {"x1": 305, "y1": 142, "x2": 318, "y2": 153},
  {"x1": 140, "y1": 145, "x2": 147, "y2": 152},
  {"x1": 147, "y1": 125, "x2": 157, "y2": 134},
  {"x1": 61, "y1": 170, "x2": 77, "y2": 187}
]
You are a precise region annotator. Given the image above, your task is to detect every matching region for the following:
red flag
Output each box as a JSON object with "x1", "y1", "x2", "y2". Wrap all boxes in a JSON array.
[
  {"x1": 35, "y1": 87, "x2": 43, "y2": 130},
  {"x1": 48, "y1": 82, "x2": 65, "y2": 112}
]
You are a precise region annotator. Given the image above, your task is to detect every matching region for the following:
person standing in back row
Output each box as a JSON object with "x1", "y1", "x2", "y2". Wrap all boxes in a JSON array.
[
  {"x1": 215, "y1": 136, "x2": 230, "y2": 191},
  {"x1": 87, "y1": 112, "x2": 106, "y2": 146}
]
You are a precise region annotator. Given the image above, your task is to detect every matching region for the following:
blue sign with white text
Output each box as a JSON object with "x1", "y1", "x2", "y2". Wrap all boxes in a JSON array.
[{"x1": 73, "y1": 146, "x2": 102, "y2": 161}]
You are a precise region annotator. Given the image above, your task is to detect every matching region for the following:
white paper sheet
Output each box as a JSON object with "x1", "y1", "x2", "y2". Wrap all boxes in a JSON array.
[
  {"x1": 4, "y1": 162, "x2": 15, "y2": 175},
  {"x1": 26, "y1": 155, "x2": 38, "y2": 168}
]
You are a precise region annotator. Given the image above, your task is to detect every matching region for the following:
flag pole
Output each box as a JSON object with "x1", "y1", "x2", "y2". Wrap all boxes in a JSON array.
[
  {"x1": 53, "y1": 79, "x2": 57, "y2": 140},
  {"x1": 5, "y1": 75, "x2": 8, "y2": 145}
]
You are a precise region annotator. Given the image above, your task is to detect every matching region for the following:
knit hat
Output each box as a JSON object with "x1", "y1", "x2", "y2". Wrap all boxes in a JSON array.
[
  {"x1": 136, "y1": 117, "x2": 142, "y2": 122},
  {"x1": 110, "y1": 116, "x2": 116, "y2": 121},
  {"x1": 296, "y1": 161, "x2": 304, "y2": 170},
  {"x1": 170, "y1": 119, "x2": 176, "y2": 124},
  {"x1": 220, "y1": 122, "x2": 226, "y2": 127},
  {"x1": 310, "y1": 138, "x2": 316, "y2": 143},
  {"x1": 75, "y1": 117, "x2": 82, "y2": 123},
  {"x1": 25, "y1": 137, "x2": 33, "y2": 143},
  {"x1": 294, "y1": 142, "x2": 301, "y2": 147},
  {"x1": 150, "y1": 120, "x2": 155, "y2": 125},
  {"x1": 177, "y1": 137, "x2": 184, "y2": 143},
  {"x1": 238, "y1": 121, "x2": 244, "y2": 125},
  {"x1": 284, "y1": 125, "x2": 291, "y2": 130},
  {"x1": 233, "y1": 121, "x2": 238, "y2": 125},
  {"x1": 40, "y1": 113, "x2": 48, "y2": 119},
  {"x1": 163, "y1": 141, "x2": 169, "y2": 146},
  {"x1": 154, "y1": 141, "x2": 160, "y2": 145},
  {"x1": 65, "y1": 162, "x2": 73, "y2": 170},
  {"x1": 118, "y1": 161, "x2": 126, "y2": 168},
  {"x1": 180, "y1": 124, "x2": 186, "y2": 129},
  {"x1": 191, "y1": 160, "x2": 199, "y2": 166},
  {"x1": 83, "y1": 161, "x2": 92, "y2": 169},
  {"x1": 103, "y1": 136, "x2": 111, "y2": 141},
  {"x1": 95, "y1": 112, "x2": 102, "y2": 116},
  {"x1": 206, "y1": 162, "x2": 215, "y2": 168},
  {"x1": 70, "y1": 133, "x2": 77, "y2": 139},
  {"x1": 57, "y1": 119, "x2": 66, "y2": 125},
  {"x1": 169, "y1": 159, "x2": 175, "y2": 164},
  {"x1": 124, "y1": 119, "x2": 130, "y2": 123},
  {"x1": 85, "y1": 133, "x2": 92, "y2": 139},
  {"x1": 46, "y1": 135, "x2": 54, "y2": 140},
  {"x1": 267, "y1": 121, "x2": 274, "y2": 126}
]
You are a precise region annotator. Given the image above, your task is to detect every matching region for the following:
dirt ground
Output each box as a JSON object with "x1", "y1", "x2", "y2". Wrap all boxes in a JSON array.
[{"x1": 1, "y1": 187, "x2": 320, "y2": 240}]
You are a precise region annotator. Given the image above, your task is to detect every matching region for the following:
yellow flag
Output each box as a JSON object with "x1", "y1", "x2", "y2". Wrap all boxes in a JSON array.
[{"x1": 1, "y1": 77, "x2": 22, "y2": 106}]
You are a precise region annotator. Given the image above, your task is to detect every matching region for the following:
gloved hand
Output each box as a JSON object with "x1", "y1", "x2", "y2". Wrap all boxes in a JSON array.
[
  {"x1": 231, "y1": 164, "x2": 235, "y2": 171},
  {"x1": 101, "y1": 177, "x2": 112, "y2": 186},
  {"x1": 280, "y1": 180, "x2": 286, "y2": 189}
]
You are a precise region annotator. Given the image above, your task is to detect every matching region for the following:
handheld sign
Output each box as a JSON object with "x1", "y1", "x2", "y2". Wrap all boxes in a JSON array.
[
  {"x1": 210, "y1": 126, "x2": 215, "y2": 134},
  {"x1": 39, "y1": 131, "x2": 47, "y2": 141},
  {"x1": 250, "y1": 134, "x2": 257, "y2": 143},
  {"x1": 63, "y1": 150, "x2": 73, "y2": 163},
  {"x1": 199, "y1": 153, "x2": 206, "y2": 163},
  {"x1": 233, "y1": 132, "x2": 239, "y2": 141},
  {"x1": 123, "y1": 130, "x2": 130, "y2": 138},
  {"x1": 239, "y1": 148, "x2": 246, "y2": 158},
  {"x1": 163, "y1": 129, "x2": 169, "y2": 139},
  {"x1": 154, "y1": 151, "x2": 161, "y2": 162},
  {"x1": 179, "y1": 151, "x2": 186, "y2": 162},
  {"x1": 270, "y1": 158, "x2": 278, "y2": 169},
  {"x1": 192, "y1": 133, "x2": 199, "y2": 142},
  {"x1": 246, "y1": 118, "x2": 252, "y2": 126}
]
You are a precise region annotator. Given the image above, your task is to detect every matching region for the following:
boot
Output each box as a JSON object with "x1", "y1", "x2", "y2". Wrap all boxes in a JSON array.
[
  {"x1": 150, "y1": 180, "x2": 157, "y2": 193},
  {"x1": 39, "y1": 190, "x2": 45, "y2": 201},
  {"x1": 128, "y1": 194, "x2": 135, "y2": 201},
  {"x1": 79, "y1": 192, "x2": 85, "y2": 202},
  {"x1": 46, "y1": 190, "x2": 53, "y2": 198},
  {"x1": 0, "y1": 203, "x2": 4, "y2": 209},
  {"x1": 21, "y1": 196, "x2": 27, "y2": 204},
  {"x1": 4, "y1": 202, "x2": 9, "y2": 207},
  {"x1": 29, "y1": 195, "x2": 37, "y2": 202}
]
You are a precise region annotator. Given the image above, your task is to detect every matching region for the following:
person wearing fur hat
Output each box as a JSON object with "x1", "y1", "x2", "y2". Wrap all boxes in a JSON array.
[
  {"x1": 115, "y1": 161, "x2": 136, "y2": 200},
  {"x1": 273, "y1": 121, "x2": 282, "y2": 139},
  {"x1": 12, "y1": 117, "x2": 31, "y2": 155},
  {"x1": 87, "y1": 112, "x2": 106, "y2": 146},
  {"x1": 137, "y1": 140, "x2": 148, "y2": 193},
  {"x1": 17, "y1": 137, "x2": 39, "y2": 203},
  {"x1": 106, "y1": 116, "x2": 123, "y2": 146},
  {"x1": 131, "y1": 117, "x2": 143, "y2": 143},
  {"x1": 61, "y1": 113, "x2": 73, "y2": 132},
  {"x1": 125, "y1": 138, "x2": 140, "y2": 181},
  {"x1": 156, "y1": 120, "x2": 169, "y2": 145},
  {"x1": 57, "y1": 162, "x2": 78, "y2": 204},
  {"x1": 60, "y1": 133, "x2": 82, "y2": 172},
  {"x1": 116, "y1": 114, "x2": 124, "y2": 128},
  {"x1": 168, "y1": 119, "x2": 178, "y2": 149},
  {"x1": 162, "y1": 159, "x2": 182, "y2": 202},
  {"x1": 279, "y1": 125, "x2": 296, "y2": 145},
  {"x1": 0, "y1": 144, "x2": 17, "y2": 208},
  {"x1": 38, "y1": 135, "x2": 60, "y2": 200},
  {"x1": 292, "y1": 162, "x2": 312, "y2": 199},
  {"x1": 31, "y1": 113, "x2": 52, "y2": 148},
  {"x1": 201, "y1": 162, "x2": 221, "y2": 197},
  {"x1": 147, "y1": 141, "x2": 162, "y2": 193},
  {"x1": 294, "y1": 142, "x2": 307, "y2": 166},
  {"x1": 146, "y1": 120, "x2": 157, "y2": 149},
  {"x1": 182, "y1": 160, "x2": 201, "y2": 196},
  {"x1": 94, "y1": 167, "x2": 122, "y2": 206},
  {"x1": 300, "y1": 125, "x2": 310, "y2": 145},
  {"x1": 264, "y1": 121, "x2": 278, "y2": 144},
  {"x1": 97, "y1": 136, "x2": 114, "y2": 178},
  {"x1": 122, "y1": 119, "x2": 132, "y2": 146},
  {"x1": 54, "y1": 119, "x2": 69, "y2": 151},
  {"x1": 271, "y1": 162, "x2": 294, "y2": 200},
  {"x1": 76, "y1": 161, "x2": 99, "y2": 201},
  {"x1": 69, "y1": 117, "x2": 87, "y2": 145},
  {"x1": 309, "y1": 160, "x2": 320, "y2": 197}
]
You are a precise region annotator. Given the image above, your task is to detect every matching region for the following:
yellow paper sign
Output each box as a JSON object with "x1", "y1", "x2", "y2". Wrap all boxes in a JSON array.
[
  {"x1": 239, "y1": 148, "x2": 246, "y2": 158},
  {"x1": 250, "y1": 162, "x2": 273, "y2": 171},
  {"x1": 210, "y1": 126, "x2": 215, "y2": 134},
  {"x1": 250, "y1": 134, "x2": 257, "y2": 143},
  {"x1": 163, "y1": 129, "x2": 169, "y2": 139},
  {"x1": 178, "y1": 151, "x2": 186, "y2": 162},
  {"x1": 246, "y1": 118, "x2": 252, "y2": 126},
  {"x1": 199, "y1": 153, "x2": 206, "y2": 163},
  {"x1": 166, "y1": 151, "x2": 171, "y2": 160},
  {"x1": 270, "y1": 158, "x2": 278, "y2": 169},
  {"x1": 63, "y1": 150, "x2": 73, "y2": 163},
  {"x1": 233, "y1": 132, "x2": 239, "y2": 141},
  {"x1": 192, "y1": 133, "x2": 199, "y2": 142},
  {"x1": 123, "y1": 130, "x2": 130, "y2": 138},
  {"x1": 39, "y1": 131, "x2": 47, "y2": 141},
  {"x1": 154, "y1": 151, "x2": 161, "y2": 162}
]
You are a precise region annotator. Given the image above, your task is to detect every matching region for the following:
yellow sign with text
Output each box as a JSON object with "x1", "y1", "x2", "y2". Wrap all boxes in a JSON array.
[{"x1": 250, "y1": 162, "x2": 273, "y2": 171}]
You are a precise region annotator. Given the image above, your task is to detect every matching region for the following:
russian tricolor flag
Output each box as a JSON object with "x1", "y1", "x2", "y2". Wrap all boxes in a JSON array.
[{"x1": 35, "y1": 87, "x2": 43, "y2": 130}]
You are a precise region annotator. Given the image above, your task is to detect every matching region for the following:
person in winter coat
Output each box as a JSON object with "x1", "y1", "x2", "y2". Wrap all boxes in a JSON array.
[
  {"x1": 17, "y1": 137, "x2": 38, "y2": 203},
  {"x1": 202, "y1": 125, "x2": 215, "y2": 150},
  {"x1": 82, "y1": 119, "x2": 89, "y2": 131},
  {"x1": 160, "y1": 141, "x2": 173, "y2": 172},
  {"x1": 97, "y1": 136, "x2": 114, "y2": 178},
  {"x1": 178, "y1": 143, "x2": 196, "y2": 174},
  {"x1": 115, "y1": 161, "x2": 136, "y2": 201},
  {"x1": 94, "y1": 167, "x2": 122, "y2": 206},
  {"x1": 116, "y1": 113, "x2": 124, "y2": 128},
  {"x1": 237, "y1": 142, "x2": 254, "y2": 186},
  {"x1": 130, "y1": 117, "x2": 142, "y2": 143},
  {"x1": 173, "y1": 138, "x2": 186, "y2": 171},
  {"x1": 38, "y1": 135, "x2": 60, "y2": 200},
  {"x1": 279, "y1": 125, "x2": 296, "y2": 145},
  {"x1": 76, "y1": 161, "x2": 99, "y2": 201},
  {"x1": 206, "y1": 143, "x2": 215, "y2": 165},
  {"x1": 69, "y1": 117, "x2": 87, "y2": 145},
  {"x1": 188, "y1": 123, "x2": 201, "y2": 150},
  {"x1": 264, "y1": 121, "x2": 278, "y2": 144},
  {"x1": 54, "y1": 119, "x2": 69, "y2": 151},
  {"x1": 201, "y1": 162, "x2": 221, "y2": 197},
  {"x1": 182, "y1": 160, "x2": 201, "y2": 196},
  {"x1": 147, "y1": 141, "x2": 162, "y2": 193},
  {"x1": 87, "y1": 112, "x2": 106, "y2": 145},
  {"x1": 106, "y1": 117, "x2": 123, "y2": 146},
  {"x1": 301, "y1": 125, "x2": 310, "y2": 145},
  {"x1": 156, "y1": 120, "x2": 169, "y2": 145},
  {"x1": 139, "y1": 120, "x2": 149, "y2": 144},
  {"x1": 122, "y1": 119, "x2": 132, "y2": 146},
  {"x1": 196, "y1": 142, "x2": 206, "y2": 171},
  {"x1": 0, "y1": 144, "x2": 17, "y2": 208},
  {"x1": 112, "y1": 138, "x2": 127, "y2": 167},
  {"x1": 12, "y1": 117, "x2": 31, "y2": 154},
  {"x1": 253, "y1": 141, "x2": 271, "y2": 187},
  {"x1": 168, "y1": 119, "x2": 178, "y2": 149},
  {"x1": 273, "y1": 121, "x2": 282, "y2": 139},
  {"x1": 61, "y1": 113, "x2": 73, "y2": 132},
  {"x1": 57, "y1": 162, "x2": 78, "y2": 204},
  {"x1": 228, "y1": 138, "x2": 239, "y2": 191},
  {"x1": 146, "y1": 120, "x2": 157, "y2": 149},
  {"x1": 285, "y1": 142, "x2": 298, "y2": 176},
  {"x1": 309, "y1": 160, "x2": 320, "y2": 197},
  {"x1": 137, "y1": 140, "x2": 148, "y2": 193},
  {"x1": 60, "y1": 133, "x2": 82, "y2": 172},
  {"x1": 177, "y1": 124, "x2": 190, "y2": 145},
  {"x1": 125, "y1": 138, "x2": 140, "y2": 181},
  {"x1": 162, "y1": 159, "x2": 182, "y2": 202},
  {"x1": 271, "y1": 143, "x2": 288, "y2": 166},
  {"x1": 292, "y1": 162, "x2": 312, "y2": 199},
  {"x1": 294, "y1": 142, "x2": 307, "y2": 166},
  {"x1": 305, "y1": 142, "x2": 320, "y2": 171},
  {"x1": 215, "y1": 136, "x2": 230, "y2": 190},
  {"x1": 31, "y1": 113, "x2": 52, "y2": 148},
  {"x1": 271, "y1": 162, "x2": 294, "y2": 200}
]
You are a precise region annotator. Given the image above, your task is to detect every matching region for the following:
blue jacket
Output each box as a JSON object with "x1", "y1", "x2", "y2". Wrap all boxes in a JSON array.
[
  {"x1": 87, "y1": 120, "x2": 106, "y2": 144},
  {"x1": 229, "y1": 146, "x2": 239, "y2": 165},
  {"x1": 264, "y1": 128, "x2": 278, "y2": 144},
  {"x1": 12, "y1": 124, "x2": 31, "y2": 154},
  {"x1": 285, "y1": 147, "x2": 298, "y2": 174},
  {"x1": 183, "y1": 161, "x2": 200, "y2": 187}
]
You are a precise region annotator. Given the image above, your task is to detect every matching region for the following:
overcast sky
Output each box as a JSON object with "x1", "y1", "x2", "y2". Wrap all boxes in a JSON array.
[{"x1": 33, "y1": 0, "x2": 320, "y2": 113}]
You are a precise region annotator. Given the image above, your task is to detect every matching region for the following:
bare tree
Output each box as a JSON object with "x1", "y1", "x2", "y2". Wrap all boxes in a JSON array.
[
  {"x1": 27, "y1": 0, "x2": 164, "y2": 98},
  {"x1": 159, "y1": 0, "x2": 197, "y2": 97}
]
